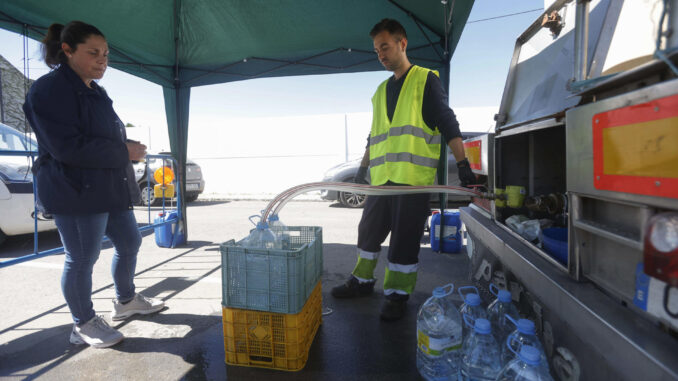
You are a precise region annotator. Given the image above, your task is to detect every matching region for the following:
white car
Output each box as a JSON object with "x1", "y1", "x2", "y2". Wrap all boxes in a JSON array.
[{"x1": 0, "y1": 123, "x2": 55, "y2": 245}]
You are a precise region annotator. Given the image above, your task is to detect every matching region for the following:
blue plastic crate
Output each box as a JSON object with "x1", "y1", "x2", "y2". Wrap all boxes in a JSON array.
[{"x1": 220, "y1": 226, "x2": 323, "y2": 314}]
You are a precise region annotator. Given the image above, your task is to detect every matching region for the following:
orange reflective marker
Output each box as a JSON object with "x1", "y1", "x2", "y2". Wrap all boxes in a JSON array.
[{"x1": 154, "y1": 166, "x2": 175, "y2": 185}]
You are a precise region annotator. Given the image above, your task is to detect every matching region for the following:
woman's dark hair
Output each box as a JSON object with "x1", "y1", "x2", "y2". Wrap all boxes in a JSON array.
[
  {"x1": 369, "y1": 18, "x2": 407, "y2": 40},
  {"x1": 42, "y1": 21, "x2": 105, "y2": 69}
]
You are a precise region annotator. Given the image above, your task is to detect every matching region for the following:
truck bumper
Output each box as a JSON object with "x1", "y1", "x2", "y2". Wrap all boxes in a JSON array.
[{"x1": 460, "y1": 205, "x2": 678, "y2": 381}]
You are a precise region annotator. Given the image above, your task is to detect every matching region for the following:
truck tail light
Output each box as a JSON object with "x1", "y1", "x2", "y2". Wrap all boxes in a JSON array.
[{"x1": 644, "y1": 212, "x2": 678, "y2": 286}]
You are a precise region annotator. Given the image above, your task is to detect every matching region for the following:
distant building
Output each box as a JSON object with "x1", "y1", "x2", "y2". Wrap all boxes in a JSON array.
[{"x1": 0, "y1": 54, "x2": 34, "y2": 132}]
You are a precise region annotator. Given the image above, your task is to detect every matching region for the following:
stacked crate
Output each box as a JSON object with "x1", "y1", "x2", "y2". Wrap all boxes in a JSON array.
[{"x1": 220, "y1": 226, "x2": 323, "y2": 371}]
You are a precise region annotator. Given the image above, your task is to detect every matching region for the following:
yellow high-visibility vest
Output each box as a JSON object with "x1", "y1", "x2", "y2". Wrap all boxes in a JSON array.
[{"x1": 369, "y1": 65, "x2": 441, "y2": 186}]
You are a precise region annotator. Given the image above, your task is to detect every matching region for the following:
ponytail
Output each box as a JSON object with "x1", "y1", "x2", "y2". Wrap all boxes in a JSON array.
[
  {"x1": 42, "y1": 23, "x2": 65, "y2": 69},
  {"x1": 40, "y1": 21, "x2": 105, "y2": 69}
]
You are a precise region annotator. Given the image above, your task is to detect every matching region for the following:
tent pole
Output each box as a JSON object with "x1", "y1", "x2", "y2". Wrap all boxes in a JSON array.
[
  {"x1": 437, "y1": 5, "x2": 453, "y2": 252},
  {"x1": 173, "y1": 0, "x2": 187, "y2": 244}
]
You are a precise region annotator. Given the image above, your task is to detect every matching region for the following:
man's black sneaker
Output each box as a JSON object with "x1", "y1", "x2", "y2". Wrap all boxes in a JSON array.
[
  {"x1": 331, "y1": 275, "x2": 375, "y2": 298},
  {"x1": 380, "y1": 294, "x2": 408, "y2": 321}
]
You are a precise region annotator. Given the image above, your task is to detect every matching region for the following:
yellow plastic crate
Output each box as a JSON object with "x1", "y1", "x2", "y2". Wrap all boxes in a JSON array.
[{"x1": 222, "y1": 281, "x2": 322, "y2": 371}]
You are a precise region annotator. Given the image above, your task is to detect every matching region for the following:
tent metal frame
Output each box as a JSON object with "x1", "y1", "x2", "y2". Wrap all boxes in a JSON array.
[{"x1": 0, "y1": 0, "x2": 468, "y2": 247}]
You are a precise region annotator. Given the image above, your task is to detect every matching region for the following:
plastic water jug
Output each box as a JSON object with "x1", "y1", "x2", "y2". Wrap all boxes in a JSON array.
[
  {"x1": 458, "y1": 286, "x2": 488, "y2": 339},
  {"x1": 242, "y1": 215, "x2": 281, "y2": 249},
  {"x1": 267, "y1": 213, "x2": 290, "y2": 249},
  {"x1": 460, "y1": 316, "x2": 502, "y2": 381},
  {"x1": 416, "y1": 284, "x2": 464, "y2": 381},
  {"x1": 496, "y1": 344, "x2": 554, "y2": 381},
  {"x1": 430, "y1": 211, "x2": 462, "y2": 253},
  {"x1": 501, "y1": 316, "x2": 548, "y2": 369},
  {"x1": 487, "y1": 283, "x2": 520, "y2": 343}
]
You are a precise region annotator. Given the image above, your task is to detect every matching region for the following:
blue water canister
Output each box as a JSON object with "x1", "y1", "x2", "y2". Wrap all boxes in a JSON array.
[
  {"x1": 416, "y1": 284, "x2": 464, "y2": 381},
  {"x1": 496, "y1": 345, "x2": 554, "y2": 381},
  {"x1": 460, "y1": 316, "x2": 503, "y2": 381},
  {"x1": 487, "y1": 283, "x2": 520, "y2": 344},
  {"x1": 154, "y1": 211, "x2": 184, "y2": 248},
  {"x1": 430, "y1": 211, "x2": 462, "y2": 253}
]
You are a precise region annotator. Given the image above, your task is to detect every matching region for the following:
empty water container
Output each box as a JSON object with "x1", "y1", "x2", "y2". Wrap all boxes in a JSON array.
[
  {"x1": 458, "y1": 286, "x2": 488, "y2": 339},
  {"x1": 268, "y1": 213, "x2": 290, "y2": 249},
  {"x1": 487, "y1": 283, "x2": 520, "y2": 343},
  {"x1": 242, "y1": 215, "x2": 281, "y2": 249},
  {"x1": 416, "y1": 283, "x2": 464, "y2": 381},
  {"x1": 496, "y1": 344, "x2": 554, "y2": 381},
  {"x1": 460, "y1": 316, "x2": 502, "y2": 381},
  {"x1": 501, "y1": 316, "x2": 548, "y2": 369}
]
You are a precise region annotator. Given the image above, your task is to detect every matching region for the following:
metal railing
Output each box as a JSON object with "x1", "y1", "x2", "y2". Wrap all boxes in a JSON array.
[{"x1": 0, "y1": 151, "x2": 181, "y2": 268}]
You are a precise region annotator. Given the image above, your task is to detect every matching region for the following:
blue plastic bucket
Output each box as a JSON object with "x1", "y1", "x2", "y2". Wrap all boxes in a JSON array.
[
  {"x1": 541, "y1": 227, "x2": 567, "y2": 265},
  {"x1": 430, "y1": 211, "x2": 462, "y2": 253}
]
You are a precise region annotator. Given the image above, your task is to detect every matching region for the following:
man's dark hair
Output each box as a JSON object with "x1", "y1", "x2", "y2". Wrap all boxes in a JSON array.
[{"x1": 369, "y1": 18, "x2": 407, "y2": 40}]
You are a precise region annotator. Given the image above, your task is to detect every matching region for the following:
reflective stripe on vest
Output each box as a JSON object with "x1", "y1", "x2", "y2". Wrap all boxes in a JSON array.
[{"x1": 369, "y1": 65, "x2": 441, "y2": 186}]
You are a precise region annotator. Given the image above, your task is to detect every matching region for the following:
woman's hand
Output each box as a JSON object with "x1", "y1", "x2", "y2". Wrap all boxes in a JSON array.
[{"x1": 126, "y1": 141, "x2": 147, "y2": 161}]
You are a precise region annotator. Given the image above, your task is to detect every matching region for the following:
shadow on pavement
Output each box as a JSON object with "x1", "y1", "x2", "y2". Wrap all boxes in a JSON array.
[
  {"x1": 0, "y1": 323, "x2": 87, "y2": 379},
  {"x1": 1, "y1": 240, "x2": 470, "y2": 380}
]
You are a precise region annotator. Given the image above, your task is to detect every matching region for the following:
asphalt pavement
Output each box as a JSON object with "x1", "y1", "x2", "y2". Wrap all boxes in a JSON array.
[{"x1": 0, "y1": 200, "x2": 470, "y2": 380}]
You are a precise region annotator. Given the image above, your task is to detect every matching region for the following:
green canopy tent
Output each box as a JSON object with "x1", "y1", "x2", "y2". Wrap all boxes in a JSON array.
[{"x1": 0, "y1": 0, "x2": 474, "y2": 243}]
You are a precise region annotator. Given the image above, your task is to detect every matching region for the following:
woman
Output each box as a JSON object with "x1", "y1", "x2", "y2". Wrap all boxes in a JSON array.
[{"x1": 23, "y1": 21, "x2": 164, "y2": 348}]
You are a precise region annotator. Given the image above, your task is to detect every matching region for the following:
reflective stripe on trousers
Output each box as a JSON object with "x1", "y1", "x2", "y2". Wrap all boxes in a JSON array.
[
  {"x1": 352, "y1": 249, "x2": 380, "y2": 282},
  {"x1": 384, "y1": 261, "x2": 418, "y2": 295}
]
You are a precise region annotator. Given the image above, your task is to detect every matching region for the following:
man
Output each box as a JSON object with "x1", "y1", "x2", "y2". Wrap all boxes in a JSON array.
[{"x1": 331, "y1": 18, "x2": 476, "y2": 321}]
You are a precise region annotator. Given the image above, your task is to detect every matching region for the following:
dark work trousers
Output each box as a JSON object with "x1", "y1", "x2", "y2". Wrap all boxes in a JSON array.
[{"x1": 357, "y1": 192, "x2": 431, "y2": 265}]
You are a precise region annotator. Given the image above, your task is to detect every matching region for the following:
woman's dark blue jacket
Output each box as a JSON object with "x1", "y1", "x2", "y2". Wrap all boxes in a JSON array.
[{"x1": 23, "y1": 64, "x2": 140, "y2": 215}]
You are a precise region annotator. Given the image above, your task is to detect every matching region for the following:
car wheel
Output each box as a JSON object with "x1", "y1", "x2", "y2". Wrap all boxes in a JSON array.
[
  {"x1": 139, "y1": 183, "x2": 158, "y2": 206},
  {"x1": 339, "y1": 191, "x2": 367, "y2": 208},
  {"x1": 185, "y1": 194, "x2": 199, "y2": 203},
  {"x1": 0, "y1": 229, "x2": 6, "y2": 246}
]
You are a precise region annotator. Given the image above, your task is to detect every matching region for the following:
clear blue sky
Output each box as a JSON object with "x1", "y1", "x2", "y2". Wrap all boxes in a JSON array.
[{"x1": 0, "y1": 0, "x2": 544, "y2": 126}]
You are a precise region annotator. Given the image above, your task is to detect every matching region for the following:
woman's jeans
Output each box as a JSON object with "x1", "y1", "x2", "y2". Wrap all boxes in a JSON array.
[{"x1": 54, "y1": 210, "x2": 142, "y2": 325}]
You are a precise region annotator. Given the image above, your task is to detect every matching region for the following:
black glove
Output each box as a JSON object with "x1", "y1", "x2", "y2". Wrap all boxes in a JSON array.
[
  {"x1": 456, "y1": 158, "x2": 476, "y2": 187},
  {"x1": 354, "y1": 166, "x2": 369, "y2": 184}
]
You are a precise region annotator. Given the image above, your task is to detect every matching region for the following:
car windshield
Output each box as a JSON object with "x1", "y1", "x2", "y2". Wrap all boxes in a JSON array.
[
  {"x1": 0, "y1": 123, "x2": 38, "y2": 152},
  {"x1": 0, "y1": 123, "x2": 38, "y2": 173}
]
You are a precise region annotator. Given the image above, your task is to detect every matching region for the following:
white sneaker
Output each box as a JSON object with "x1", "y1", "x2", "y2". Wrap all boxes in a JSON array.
[
  {"x1": 111, "y1": 293, "x2": 165, "y2": 321},
  {"x1": 70, "y1": 315, "x2": 124, "y2": 348}
]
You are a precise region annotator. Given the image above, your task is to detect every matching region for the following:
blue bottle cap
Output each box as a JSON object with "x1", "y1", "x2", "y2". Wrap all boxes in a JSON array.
[
  {"x1": 519, "y1": 345, "x2": 541, "y2": 366},
  {"x1": 268, "y1": 214, "x2": 279, "y2": 222},
  {"x1": 498, "y1": 289, "x2": 512, "y2": 303},
  {"x1": 516, "y1": 318, "x2": 536, "y2": 335},
  {"x1": 433, "y1": 287, "x2": 445, "y2": 298},
  {"x1": 466, "y1": 293, "x2": 481, "y2": 306},
  {"x1": 257, "y1": 222, "x2": 269, "y2": 229},
  {"x1": 474, "y1": 318, "x2": 492, "y2": 334}
]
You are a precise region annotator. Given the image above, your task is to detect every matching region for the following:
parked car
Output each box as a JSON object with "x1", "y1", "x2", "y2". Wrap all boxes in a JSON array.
[
  {"x1": 0, "y1": 123, "x2": 55, "y2": 245},
  {"x1": 134, "y1": 153, "x2": 205, "y2": 206},
  {"x1": 321, "y1": 132, "x2": 484, "y2": 208}
]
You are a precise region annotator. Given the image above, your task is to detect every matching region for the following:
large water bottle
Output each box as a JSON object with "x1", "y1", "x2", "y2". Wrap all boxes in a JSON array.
[
  {"x1": 242, "y1": 215, "x2": 281, "y2": 249},
  {"x1": 458, "y1": 286, "x2": 488, "y2": 339},
  {"x1": 487, "y1": 283, "x2": 520, "y2": 343},
  {"x1": 460, "y1": 316, "x2": 503, "y2": 381},
  {"x1": 501, "y1": 316, "x2": 548, "y2": 369},
  {"x1": 496, "y1": 344, "x2": 554, "y2": 381},
  {"x1": 267, "y1": 213, "x2": 290, "y2": 249},
  {"x1": 416, "y1": 283, "x2": 463, "y2": 381}
]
